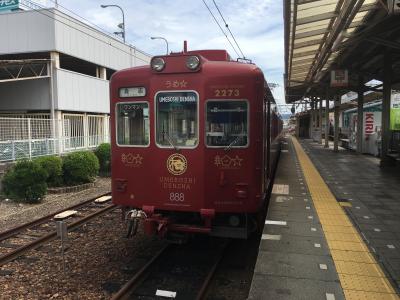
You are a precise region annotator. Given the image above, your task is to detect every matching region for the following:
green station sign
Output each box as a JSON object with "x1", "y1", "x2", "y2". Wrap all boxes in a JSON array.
[
  {"x1": 390, "y1": 90, "x2": 400, "y2": 131},
  {"x1": 0, "y1": 0, "x2": 19, "y2": 12}
]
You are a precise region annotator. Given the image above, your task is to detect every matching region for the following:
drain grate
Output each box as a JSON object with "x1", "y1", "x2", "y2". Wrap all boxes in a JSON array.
[{"x1": 337, "y1": 198, "x2": 350, "y2": 202}]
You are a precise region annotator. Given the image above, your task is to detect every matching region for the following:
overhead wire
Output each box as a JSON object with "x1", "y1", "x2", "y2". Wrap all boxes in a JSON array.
[
  {"x1": 212, "y1": 0, "x2": 245, "y2": 59},
  {"x1": 18, "y1": 0, "x2": 150, "y2": 63},
  {"x1": 201, "y1": 0, "x2": 241, "y2": 58}
]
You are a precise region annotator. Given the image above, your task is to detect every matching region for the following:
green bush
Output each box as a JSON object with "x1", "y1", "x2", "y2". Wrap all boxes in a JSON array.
[
  {"x1": 94, "y1": 143, "x2": 111, "y2": 173},
  {"x1": 63, "y1": 151, "x2": 99, "y2": 185},
  {"x1": 2, "y1": 159, "x2": 47, "y2": 203},
  {"x1": 35, "y1": 156, "x2": 63, "y2": 187}
]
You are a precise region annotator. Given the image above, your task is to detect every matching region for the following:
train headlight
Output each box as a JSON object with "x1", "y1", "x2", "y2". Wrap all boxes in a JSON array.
[
  {"x1": 151, "y1": 57, "x2": 165, "y2": 72},
  {"x1": 229, "y1": 215, "x2": 240, "y2": 227},
  {"x1": 186, "y1": 56, "x2": 200, "y2": 70}
]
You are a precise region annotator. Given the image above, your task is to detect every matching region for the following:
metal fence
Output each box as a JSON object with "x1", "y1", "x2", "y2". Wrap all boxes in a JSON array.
[{"x1": 0, "y1": 116, "x2": 110, "y2": 162}]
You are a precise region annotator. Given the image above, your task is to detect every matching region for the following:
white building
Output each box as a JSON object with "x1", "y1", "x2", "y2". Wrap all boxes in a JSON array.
[{"x1": 0, "y1": 7, "x2": 151, "y2": 161}]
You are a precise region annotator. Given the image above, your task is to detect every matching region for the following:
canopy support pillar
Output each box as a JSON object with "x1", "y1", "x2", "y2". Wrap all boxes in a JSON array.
[
  {"x1": 333, "y1": 95, "x2": 340, "y2": 152},
  {"x1": 380, "y1": 50, "x2": 392, "y2": 167},
  {"x1": 319, "y1": 98, "x2": 323, "y2": 144},
  {"x1": 325, "y1": 91, "x2": 330, "y2": 148},
  {"x1": 357, "y1": 76, "x2": 364, "y2": 154}
]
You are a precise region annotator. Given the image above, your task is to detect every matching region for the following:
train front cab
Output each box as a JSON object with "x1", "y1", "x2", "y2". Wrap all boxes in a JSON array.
[{"x1": 111, "y1": 48, "x2": 280, "y2": 239}]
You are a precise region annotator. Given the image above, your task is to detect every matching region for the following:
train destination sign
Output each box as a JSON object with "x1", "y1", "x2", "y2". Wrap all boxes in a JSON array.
[
  {"x1": 119, "y1": 86, "x2": 146, "y2": 98},
  {"x1": 0, "y1": 0, "x2": 19, "y2": 11},
  {"x1": 158, "y1": 94, "x2": 196, "y2": 103}
]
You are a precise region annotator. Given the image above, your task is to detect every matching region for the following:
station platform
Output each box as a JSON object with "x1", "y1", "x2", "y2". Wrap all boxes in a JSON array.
[{"x1": 248, "y1": 136, "x2": 400, "y2": 300}]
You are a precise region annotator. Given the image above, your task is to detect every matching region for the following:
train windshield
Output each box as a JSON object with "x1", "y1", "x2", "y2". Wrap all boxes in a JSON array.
[
  {"x1": 116, "y1": 102, "x2": 150, "y2": 146},
  {"x1": 156, "y1": 91, "x2": 198, "y2": 148},
  {"x1": 206, "y1": 100, "x2": 248, "y2": 148}
]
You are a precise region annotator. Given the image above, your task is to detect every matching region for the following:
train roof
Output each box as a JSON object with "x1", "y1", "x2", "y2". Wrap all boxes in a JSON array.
[
  {"x1": 112, "y1": 42, "x2": 276, "y2": 104},
  {"x1": 113, "y1": 50, "x2": 262, "y2": 80},
  {"x1": 174, "y1": 49, "x2": 231, "y2": 61}
]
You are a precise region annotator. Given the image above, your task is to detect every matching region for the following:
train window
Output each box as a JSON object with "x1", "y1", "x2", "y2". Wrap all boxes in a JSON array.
[
  {"x1": 156, "y1": 91, "x2": 198, "y2": 149},
  {"x1": 206, "y1": 100, "x2": 248, "y2": 148},
  {"x1": 116, "y1": 102, "x2": 150, "y2": 146}
]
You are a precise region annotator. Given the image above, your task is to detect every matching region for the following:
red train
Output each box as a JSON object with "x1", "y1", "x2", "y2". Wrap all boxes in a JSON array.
[{"x1": 110, "y1": 42, "x2": 282, "y2": 239}]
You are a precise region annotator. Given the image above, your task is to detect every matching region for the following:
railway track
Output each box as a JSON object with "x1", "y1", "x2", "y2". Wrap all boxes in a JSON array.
[
  {"x1": 112, "y1": 237, "x2": 229, "y2": 300},
  {"x1": 0, "y1": 192, "x2": 116, "y2": 267}
]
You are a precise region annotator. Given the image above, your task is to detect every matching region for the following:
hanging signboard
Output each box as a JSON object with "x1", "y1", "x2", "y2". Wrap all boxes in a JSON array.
[
  {"x1": 363, "y1": 111, "x2": 382, "y2": 136},
  {"x1": 390, "y1": 90, "x2": 400, "y2": 130},
  {"x1": 330, "y1": 70, "x2": 348, "y2": 87},
  {"x1": 362, "y1": 111, "x2": 381, "y2": 156},
  {"x1": 364, "y1": 112, "x2": 375, "y2": 135},
  {"x1": 0, "y1": 0, "x2": 19, "y2": 12}
]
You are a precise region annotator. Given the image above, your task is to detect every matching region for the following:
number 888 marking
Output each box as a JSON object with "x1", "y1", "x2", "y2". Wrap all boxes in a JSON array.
[{"x1": 169, "y1": 193, "x2": 185, "y2": 202}]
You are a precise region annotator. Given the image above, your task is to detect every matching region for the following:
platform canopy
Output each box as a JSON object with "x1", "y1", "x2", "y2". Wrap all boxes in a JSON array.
[{"x1": 284, "y1": 0, "x2": 400, "y2": 103}]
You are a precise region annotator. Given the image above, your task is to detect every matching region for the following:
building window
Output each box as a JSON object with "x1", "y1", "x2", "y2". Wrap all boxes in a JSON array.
[
  {"x1": 88, "y1": 115, "x2": 104, "y2": 147},
  {"x1": 206, "y1": 100, "x2": 248, "y2": 148},
  {"x1": 63, "y1": 114, "x2": 85, "y2": 149},
  {"x1": 116, "y1": 102, "x2": 149, "y2": 146},
  {"x1": 156, "y1": 91, "x2": 198, "y2": 148}
]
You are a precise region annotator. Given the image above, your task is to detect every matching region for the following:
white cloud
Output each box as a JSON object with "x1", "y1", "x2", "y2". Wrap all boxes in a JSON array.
[{"x1": 53, "y1": 0, "x2": 286, "y2": 109}]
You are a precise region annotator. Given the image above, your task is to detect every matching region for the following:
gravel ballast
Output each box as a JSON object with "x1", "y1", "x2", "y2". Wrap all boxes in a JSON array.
[
  {"x1": 0, "y1": 178, "x2": 111, "y2": 232},
  {"x1": 0, "y1": 208, "x2": 167, "y2": 299},
  {"x1": 0, "y1": 177, "x2": 167, "y2": 299}
]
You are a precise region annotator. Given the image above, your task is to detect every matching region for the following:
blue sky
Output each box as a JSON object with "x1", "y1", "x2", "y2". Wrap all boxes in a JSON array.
[{"x1": 41, "y1": 0, "x2": 286, "y2": 112}]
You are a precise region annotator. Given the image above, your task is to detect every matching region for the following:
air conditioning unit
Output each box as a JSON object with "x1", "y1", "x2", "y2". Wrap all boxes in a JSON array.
[{"x1": 388, "y1": 0, "x2": 400, "y2": 14}]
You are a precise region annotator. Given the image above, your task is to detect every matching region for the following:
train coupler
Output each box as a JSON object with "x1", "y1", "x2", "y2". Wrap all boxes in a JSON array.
[{"x1": 125, "y1": 209, "x2": 147, "y2": 238}]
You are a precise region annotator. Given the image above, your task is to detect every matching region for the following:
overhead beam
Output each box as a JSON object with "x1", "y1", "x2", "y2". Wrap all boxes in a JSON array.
[
  {"x1": 303, "y1": 0, "x2": 345, "y2": 88},
  {"x1": 292, "y1": 67, "x2": 313, "y2": 75},
  {"x1": 328, "y1": 10, "x2": 397, "y2": 77},
  {"x1": 297, "y1": 12, "x2": 337, "y2": 26},
  {"x1": 292, "y1": 70, "x2": 312, "y2": 77},
  {"x1": 292, "y1": 64, "x2": 313, "y2": 71},
  {"x1": 294, "y1": 39, "x2": 322, "y2": 50},
  {"x1": 293, "y1": 50, "x2": 317, "y2": 58},
  {"x1": 308, "y1": 0, "x2": 365, "y2": 84},
  {"x1": 284, "y1": 0, "x2": 290, "y2": 85},
  {"x1": 347, "y1": 20, "x2": 363, "y2": 28},
  {"x1": 288, "y1": 0, "x2": 299, "y2": 79},
  {"x1": 359, "y1": 3, "x2": 379, "y2": 12},
  {"x1": 295, "y1": 28, "x2": 328, "y2": 39},
  {"x1": 367, "y1": 37, "x2": 400, "y2": 50},
  {"x1": 338, "y1": 17, "x2": 398, "y2": 51},
  {"x1": 292, "y1": 57, "x2": 315, "y2": 65},
  {"x1": 289, "y1": 80, "x2": 310, "y2": 84},
  {"x1": 298, "y1": 0, "x2": 321, "y2": 4}
]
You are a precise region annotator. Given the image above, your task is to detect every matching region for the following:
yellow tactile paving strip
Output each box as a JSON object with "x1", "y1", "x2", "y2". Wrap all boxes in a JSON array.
[{"x1": 292, "y1": 137, "x2": 399, "y2": 300}]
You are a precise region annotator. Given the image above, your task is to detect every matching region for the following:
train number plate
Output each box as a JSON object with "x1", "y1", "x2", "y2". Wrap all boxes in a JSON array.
[{"x1": 169, "y1": 192, "x2": 185, "y2": 202}]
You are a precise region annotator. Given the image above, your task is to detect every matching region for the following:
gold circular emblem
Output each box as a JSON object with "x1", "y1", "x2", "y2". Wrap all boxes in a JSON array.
[{"x1": 167, "y1": 153, "x2": 187, "y2": 176}]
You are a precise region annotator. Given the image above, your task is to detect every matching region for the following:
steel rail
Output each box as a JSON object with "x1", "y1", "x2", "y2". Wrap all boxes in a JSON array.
[
  {"x1": 0, "y1": 203, "x2": 116, "y2": 267},
  {"x1": 111, "y1": 244, "x2": 171, "y2": 300},
  {"x1": 112, "y1": 240, "x2": 230, "y2": 300},
  {"x1": 0, "y1": 192, "x2": 111, "y2": 242},
  {"x1": 195, "y1": 240, "x2": 230, "y2": 300}
]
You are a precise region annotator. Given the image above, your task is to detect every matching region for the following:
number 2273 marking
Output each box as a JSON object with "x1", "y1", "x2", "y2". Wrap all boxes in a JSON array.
[{"x1": 214, "y1": 89, "x2": 240, "y2": 97}]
